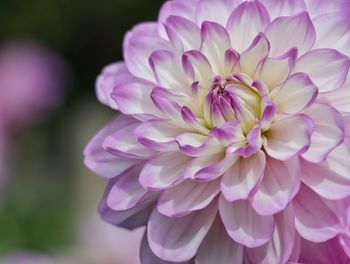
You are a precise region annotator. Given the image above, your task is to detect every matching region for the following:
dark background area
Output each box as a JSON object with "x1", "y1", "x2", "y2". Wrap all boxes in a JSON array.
[{"x1": 0, "y1": 0, "x2": 164, "y2": 257}]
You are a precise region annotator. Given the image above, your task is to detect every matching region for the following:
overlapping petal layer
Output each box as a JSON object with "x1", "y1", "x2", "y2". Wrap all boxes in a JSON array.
[{"x1": 86, "y1": 0, "x2": 350, "y2": 263}]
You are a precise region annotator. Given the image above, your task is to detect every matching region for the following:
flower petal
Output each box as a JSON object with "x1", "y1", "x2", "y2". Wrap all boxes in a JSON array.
[
  {"x1": 102, "y1": 121, "x2": 156, "y2": 159},
  {"x1": 140, "y1": 233, "x2": 192, "y2": 264},
  {"x1": 165, "y1": 15, "x2": 201, "y2": 51},
  {"x1": 301, "y1": 103, "x2": 344, "y2": 163},
  {"x1": 299, "y1": 237, "x2": 349, "y2": 264},
  {"x1": 196, "y1": 216, "x2": 243, "y2": 264},
  {"x1": 96, "y1": 62, "x2": 134, "y2": 109},
  {"x1": 264, "y1": 115, "x2": 313, "y2": 160},
  {"x1": 157, "y1": 179, "x2": 220, "y2": 217},
  {"x1": 149, "y1": 50, "x2": 190, "y2": 93},
  {"x1": 265, "y1": 12, "x2": 316, "y2": 56},
  {"x1": 99, "y1": 179, "x2": 157, "y2": 230},
  {"x1": 300, "y1": 142, "x2": 350, "y2": 200},
  {"x1": 123, "y1": 33, "x2": 172, "y2": 82},
  {"x1": 255, "y1": 48, "x2": 297, "y2": 90},
  {"x1": 219, "y1": 197, "x2": 275, "y2": 248},
  {"x1": 182, "y1": 50, "x2": 212, "y2": 88},
  {"x1": 318, "y1": 80, "x2": 350, "y2": 113},
  {"x1": 176, "y1": 132, "x2": 223, "y2": 157},
  {"x1": 195, "y1": 0, "x2": 238, "y2": 26},
  {"x1": 273, "y1": 73, "x2": 318, "y2": 115},
  {"x1": 158, "y1": 0, "x2": 199, "y2": 39},
  {"x1": 106, "y1": 164, "x2": 148, "y2": 211},
  {"x1": 147, "y1": 200, "x2": 217, "y2": 262},
  {"x1": 112, "y1": 82, "x2": 162, "y2": 120},
  {"x1": 134, "y1": 120, "x2": 184, "y2": 152},
  {"x1": 295, "y1": 49, "x2": 350, "y2": 93},
  {"x1": 250, "y1": 157, "x2": 300, "y2": 215},
  {"x1": 83, "y1": 115, "x2": 140, "y2": 179},
  {"x1": 260, "y1": 0, "x2": 306, "y2": 19},
  {"x1": 221, "y1": 150, "x2": 266, "y2": 202},
  {"x1": 139, "y1": 152, "x2": 192, "y2": 190},
  {"x1": 227, "y1": 0, "x2": 270, "y2": 53},
  {"x1": 200, "y1": 21, "x2": 231, "y2": 75},
  {"x1": 239, "y1": 33, "x2": 270, "y2": 78},
  {"x1": 313, "y1": 13, "x2": 350, "y2": 57},
  {"x1": 293, "y1": 185, "x2": 340, "y2": 242},
  {"x1": 245, "y1": 205, "x2": 296, "y2": 264}
]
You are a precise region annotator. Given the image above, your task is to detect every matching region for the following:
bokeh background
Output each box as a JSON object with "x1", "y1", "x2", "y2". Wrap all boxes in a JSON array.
[{"x1": 0, "y1": 0, "x2": 164, "y2": 263}]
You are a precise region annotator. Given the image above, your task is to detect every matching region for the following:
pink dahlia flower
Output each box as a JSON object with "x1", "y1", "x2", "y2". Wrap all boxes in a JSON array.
[{"x1": 84, "y1": 0, "x2": 350, "y2": 263}]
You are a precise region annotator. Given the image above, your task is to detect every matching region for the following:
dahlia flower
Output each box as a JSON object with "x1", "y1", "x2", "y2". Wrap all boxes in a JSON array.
[{"x1": 84, "y1": 0, "x2": 350, "y2": 262}]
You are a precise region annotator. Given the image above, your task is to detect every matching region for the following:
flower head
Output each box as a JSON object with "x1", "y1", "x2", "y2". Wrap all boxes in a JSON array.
[{"x1": 85, "y1": 0, "x2": 350, "y2": 263}]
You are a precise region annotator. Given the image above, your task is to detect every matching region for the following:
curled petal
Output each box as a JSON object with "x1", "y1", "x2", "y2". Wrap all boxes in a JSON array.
[
  {"x1": 176, "y1": 132, "x2": 223, "y2": 157},
  {"x1": 227, "y1": 0, "x2": 271, "y2": 53},
  {"x1": 134, "y1": 120, "x2": 184, "y2": 152},
  {"x1": 112, "y1": 82, "x2": 162, "y2": 121},
  {"x1": 83, "y1": 115, "x2": 141, "y2": 179},
  {"x1": 99, "y1": 176, "x2": 158, "y2": 229},
  {"x1": 103, "y1": 121, "x2": 155, "y2": 159},
  {"x1": 182, "y1": 50, "x2": 212, "y2": 88},
  {"x1": 239, "y1": 33, "x2": 270, "y2": 78},
  {"x1": 264, "y1": 115, "x2": 314, "y2": 160},
  {"x1": 158, "y1": 0, "x2": 199, "y2": 39},
  {"x1": 124, "y1": 33, "x2": 172, "y2": 82},
  {"x1": 96, "y1": 62, "x2": 134, "y2": 109},
  {"x1": 255, "y1": 48, "x2": 297, "y2": 91},
  {"x1": 302, "y1": 103, "x2": 344, "y2": 163}
]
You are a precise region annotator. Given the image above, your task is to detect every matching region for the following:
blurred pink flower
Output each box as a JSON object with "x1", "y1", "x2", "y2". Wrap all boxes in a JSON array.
[
  {"x1": 0, "y1": 41, "x2": 66, "y2": 129},
  {"x1": 84, "y1": 0, "x2": 350, "y2": 263}
]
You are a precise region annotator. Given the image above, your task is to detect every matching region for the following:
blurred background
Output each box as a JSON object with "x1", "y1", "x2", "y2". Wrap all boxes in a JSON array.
[{"x1": 0, "y1": 0, "x2": 164, "y2": 263}]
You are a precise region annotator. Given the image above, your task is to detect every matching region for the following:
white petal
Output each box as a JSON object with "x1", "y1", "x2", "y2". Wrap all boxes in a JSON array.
[
  {"x1": 219, "y1": 197, "x2": 275, "y2": 247},
  {"x1": 147, "y1": 201, "x2": 217, "y2": 262},
  {"x1": 221, "y1": 150, "x2": 266, "y2": 202},
  {"x1": 250, "y1": 157, "x2": 300, "y2": 215},
  {"x1": 295, "y1": 49, "x2": 350, "y2": 93},
  {"x1": 264, "y1": 115, "x2": 313, "y2": 160},
  {"x1": 227, "y1": 0, "x2": 270, "y2": 53},
  {"x1": 265, "y1": 12, "x2": 316, "y2": 56},
  {"x1": 302, "y1": 104, "x2": 344, "y2": 163}
]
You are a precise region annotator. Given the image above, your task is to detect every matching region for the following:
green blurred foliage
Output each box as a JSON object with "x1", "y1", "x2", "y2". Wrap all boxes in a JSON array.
[{"x1": 0, "y1": 0, "x2": 164, "y2": 256}]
